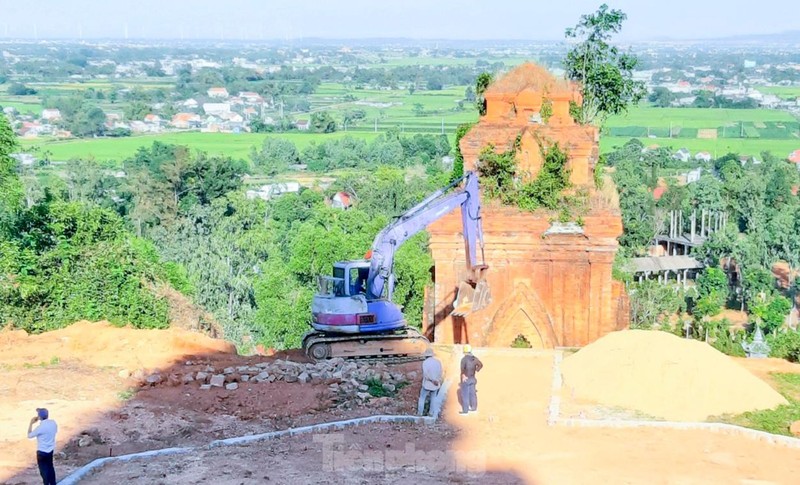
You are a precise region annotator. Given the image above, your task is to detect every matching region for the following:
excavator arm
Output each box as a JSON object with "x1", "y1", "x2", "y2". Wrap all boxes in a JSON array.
[{"x1": 365, "y1": 171, "x2": 490, "y2": 314}]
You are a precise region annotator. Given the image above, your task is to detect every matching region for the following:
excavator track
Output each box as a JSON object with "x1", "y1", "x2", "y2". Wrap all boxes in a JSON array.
[{"x1": 302, "y1": 327, "x2": 432, "y2": 363}]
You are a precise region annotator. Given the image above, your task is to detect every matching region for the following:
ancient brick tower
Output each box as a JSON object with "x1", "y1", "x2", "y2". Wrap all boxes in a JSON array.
[{"x1": 425, "y1": 63, "x2": 629, "y2": 348}]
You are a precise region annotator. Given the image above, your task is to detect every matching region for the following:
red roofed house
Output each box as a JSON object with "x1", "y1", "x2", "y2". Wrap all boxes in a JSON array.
[
  {"x1": 171, "y1": 112, "x2": 202, "y2": 129},
  {"x1": 331, "y1": 192, "x2": 352, "y2": 210},
  {"x1": 207, "y1": 87, "x2": 229, "y2": 98},
  {"x1": 239, "y1": 92, "x2": 264, "y2": 104},
  {"x1": 653, "y1": 186, "x2": 667, "y2": 201},
  {"x1": 788, "y1": 149, "x2": 800, "y2": 164}
]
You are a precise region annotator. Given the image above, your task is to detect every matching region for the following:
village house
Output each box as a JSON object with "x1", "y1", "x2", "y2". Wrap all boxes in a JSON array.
[
  {"x1": 673, "y1": 148, "x2": 691, "y2": 162},
  {"x1": 171, "y1": 113, "x2": 202, "y2": 129},
  {"x1": 41, "y1": 109, "x2": 62, "y2": 121},
  {"x1": 207, "y1": 87, "x2": 229, "y2": 98},
  {"x1": 182, "y1": 98, "x2": 199, "y2": 109},
  {"x1": 694, "y1": 151, "x2": 712, "y2": 162},
  {"x1": 295, "y1": 119, "x2": 310, "y2": 131},
  {"x1": 203, "y1": 102, "x2": 231, "y2": 116},
  {"x1": 144, "y1": 114, "x2": 162, "y2": 125},
  {"x1": 245, "y1": 182, "x2": 301, "y2": 201},
  {"x1": 239, "y1": 91, "x2": 264, "y2": 104},
  {"x1": 331, "y1": 192, "x2": 353, "y2": 210}
]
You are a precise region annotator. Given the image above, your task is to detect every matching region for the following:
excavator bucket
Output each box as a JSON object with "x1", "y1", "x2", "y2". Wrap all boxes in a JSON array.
[{"x1": 451, "y1": 278, "x2": 491, "y2": 317}]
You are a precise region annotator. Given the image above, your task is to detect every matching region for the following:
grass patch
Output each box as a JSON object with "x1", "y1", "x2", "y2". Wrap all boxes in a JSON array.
[
  {"x1": 364, "y1": 377, "x2": 407, "y2": 398},
  {"x1": 714, "y1": 372, "x2": 800, "y2": 436},
  {"x1": 21, "y1": 357, "x2": 61, "y2": 369},
  {"x1": 117, "y1": 388, "x2": 136, "y2": 401}
]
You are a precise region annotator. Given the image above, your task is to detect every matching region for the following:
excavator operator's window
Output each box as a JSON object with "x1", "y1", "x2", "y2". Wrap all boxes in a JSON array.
[{"x1": 349, "y1": 268, "x2": 368, "y2": 296}]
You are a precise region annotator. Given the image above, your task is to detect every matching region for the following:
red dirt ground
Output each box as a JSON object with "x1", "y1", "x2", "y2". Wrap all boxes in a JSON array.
[
  {"x1": 71, "y1": 349, "x2": 800, "y2": 485},
  {"x1": 4, "y1": 324, "x2": 800, "y2": 484}
]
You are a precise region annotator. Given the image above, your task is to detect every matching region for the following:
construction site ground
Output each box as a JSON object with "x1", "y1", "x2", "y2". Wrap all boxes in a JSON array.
[{"x1": 2, "y1": 325, "x2": 800, "y2": 484}]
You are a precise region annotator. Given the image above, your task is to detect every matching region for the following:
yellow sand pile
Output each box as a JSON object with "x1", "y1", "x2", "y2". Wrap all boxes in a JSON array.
[{"x1": 561, "y1": 330, "x2": 788, "y2": 421}]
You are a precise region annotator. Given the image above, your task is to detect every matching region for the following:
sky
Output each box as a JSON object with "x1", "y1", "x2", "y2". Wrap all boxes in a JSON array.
[{"x1": 0, "y1": 0, "x2": 796, "y2": 41}]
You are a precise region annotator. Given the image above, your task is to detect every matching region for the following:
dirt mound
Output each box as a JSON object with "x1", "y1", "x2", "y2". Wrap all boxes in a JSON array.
[
  {"x1": 0, "y1": 320, "x2": 236, "y2": 370},
  {"x1": 561, "y1": 330, "x2": 788, "y2": 421}
]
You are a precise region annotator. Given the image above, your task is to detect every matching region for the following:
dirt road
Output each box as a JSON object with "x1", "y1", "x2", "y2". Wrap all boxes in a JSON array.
[{"x1": 76, "y1": 349, "x2": 800, "y2": 484}]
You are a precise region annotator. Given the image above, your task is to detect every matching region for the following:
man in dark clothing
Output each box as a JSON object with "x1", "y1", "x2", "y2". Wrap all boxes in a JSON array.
[{"x1": 459, "y1": 344, "x2": 483, "y2": 414}]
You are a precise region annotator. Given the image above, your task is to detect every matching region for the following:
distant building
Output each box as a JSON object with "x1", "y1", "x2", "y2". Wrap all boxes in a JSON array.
[
  {"x1": 144, "y1": 114, "x2": 161, "y2": 124},
  {"x1": 295, "y1": 120, "x2": 310, "y2": 131},
  {"x1": 694, "y1": 151, "x2": 712, "y2": 162},
  {"x1": 331, "y1": 192, "x2": 353, "y2": 210},
  {"x1": 171, "y1": 112, "x2": 202, "y2": 129},
  {"x1": 3, "y1": 106, "x2": 17, "y2": 116},
  {"x1": 685, "y1": 168, "x2": 702, "y2": 184},
  {"x1": 239, "y1": 91, "x2": 264, "y2": 104},
  {"x1": 182, "y1": 98, "x2": 199, "y2": 109},
  {"x1": 10, "y1": 153, "x2": 36, "y2": 167},
  {"x1": 202, "y1": 103, "x2": 231, "y2": 116},
  {"x1": 789, "y1": 149, "x2": 800, "y2": 164},
  {"x1": 673, "y1": 148, "x2": 691, "y2": 162},
  {"x1": 245, "y1": 182, "x2": 301, "y2": 201},
  {"x1": 207, "y1": 87, "x2": 229, "y2": 98},
  {"x1": 41, "y1": 109, "x2": 62, "y2": 121}
]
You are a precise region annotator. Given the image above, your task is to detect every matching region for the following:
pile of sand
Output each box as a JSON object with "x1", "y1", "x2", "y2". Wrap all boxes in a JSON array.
[
  {"x1": 561, "y1": 330, "x2": 788, "y2": 421},
  {"x1": 0, "y1": 321, "x2": 236, "y2": 370}
]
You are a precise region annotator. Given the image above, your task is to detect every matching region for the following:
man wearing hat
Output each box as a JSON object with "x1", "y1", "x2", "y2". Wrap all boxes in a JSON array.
[
  {"x1": 27, "y1": 408, "x2": 58, "y2": 485},
  {"x1": 418, "y1": 351, "x2": 444, "y2": 417},
  {"x1": 459, "y1": 344, "x2": 483, "y2": 415}
]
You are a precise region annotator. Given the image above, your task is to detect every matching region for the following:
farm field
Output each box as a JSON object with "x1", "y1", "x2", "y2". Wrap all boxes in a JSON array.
[
  {"x1": 21, "y1": 131, "x2": 382, "y2": 163},
  {"x1": 309, "y1": 82, "x2": 478, "y2": 131},
  {"x1": 600, "y1": 135, "x2": 800, "y2": 157},
  {"x1": 603, "y1": 106, "x2": 800, "y2": 155},
  {"x1": 759, "y1": 86, "x2": 800, "y2": 100}
]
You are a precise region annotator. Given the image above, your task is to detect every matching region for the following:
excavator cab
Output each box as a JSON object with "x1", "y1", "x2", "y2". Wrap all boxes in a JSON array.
[
  {"x1": 451, "y1": 265, "x2": 491, "y2": 317},
  {"x1": 329, "y1": 261, "x2": 371, "y2": 297}
]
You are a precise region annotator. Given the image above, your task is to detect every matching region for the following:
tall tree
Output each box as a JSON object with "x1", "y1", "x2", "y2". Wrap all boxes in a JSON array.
[
  {"x1": 563, "y1": 4, "x2": 646, "y2": 125},
  {"x1": 0, "y1": 114, "x2": 23, "y2": 230}
]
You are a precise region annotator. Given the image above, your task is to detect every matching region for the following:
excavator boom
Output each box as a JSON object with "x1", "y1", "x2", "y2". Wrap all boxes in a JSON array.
[{"x1": 304, "y1": 171, "x2": 490, "y2": 362}]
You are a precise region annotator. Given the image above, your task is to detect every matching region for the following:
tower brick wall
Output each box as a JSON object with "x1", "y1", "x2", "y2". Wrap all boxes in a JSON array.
[{"x1": 425, "y1": 63, "x2": 629, "y2": 348}]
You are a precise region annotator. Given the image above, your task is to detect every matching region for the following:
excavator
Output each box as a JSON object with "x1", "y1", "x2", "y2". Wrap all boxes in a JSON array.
[{"x1": 302, "y1": 171, "x2": 491, "y2": 362}]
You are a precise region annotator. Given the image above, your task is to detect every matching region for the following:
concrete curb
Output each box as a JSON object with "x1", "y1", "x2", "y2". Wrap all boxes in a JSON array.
[
  {"x1": 547, "y1": 350, "x2": 800, "y2": 449},
  {"x1": 58, "y1": 415, "x2": 435, "y2": 484}
]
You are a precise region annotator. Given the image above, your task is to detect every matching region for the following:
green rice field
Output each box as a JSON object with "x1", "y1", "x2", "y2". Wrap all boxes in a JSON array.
[{"x1": 21, "y1": 132, "x2": 382, "y2": 163}]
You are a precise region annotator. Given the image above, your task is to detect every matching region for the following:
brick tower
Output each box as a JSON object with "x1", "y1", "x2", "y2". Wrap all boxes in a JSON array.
[{"x1": 425, "y1": 63, "x2": 629, "y2": 348}]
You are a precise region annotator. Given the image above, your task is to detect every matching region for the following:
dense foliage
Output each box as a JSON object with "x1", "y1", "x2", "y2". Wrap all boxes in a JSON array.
[
  {"x1": 477, "y1": 138, "x2": 583, "y2": 221},
  {"x1": 609, "y1": 136, "x2": 800, "y2": 358}
]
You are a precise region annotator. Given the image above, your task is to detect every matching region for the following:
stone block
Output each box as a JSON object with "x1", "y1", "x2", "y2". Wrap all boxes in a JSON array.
[
  {"x1": 209, "y1": 374, "x2": 225, "y2": 388},
  {"x1": 225, "y1": 382, "x2": 239, "y2": 391}
]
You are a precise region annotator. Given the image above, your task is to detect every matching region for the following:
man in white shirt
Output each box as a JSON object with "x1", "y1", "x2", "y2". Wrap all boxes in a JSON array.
[
  {"x1": 418, "y1": 354, "x2": 444, "y2": 417},
  {"x1": 27, "y1": 408, "x2": 57, "y2": 485}
]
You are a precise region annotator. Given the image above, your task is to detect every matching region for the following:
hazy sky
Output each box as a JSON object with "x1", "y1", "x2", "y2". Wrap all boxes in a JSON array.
[{"x1": 0, "y1": 0, "x2": 796, "y2": 41}]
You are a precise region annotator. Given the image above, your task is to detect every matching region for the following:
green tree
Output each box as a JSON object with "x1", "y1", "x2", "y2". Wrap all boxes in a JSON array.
[
  {"x1": 310, "y1": 111, "x2": 336, "y2": 133},
  {"x1": 475, "y1": 72, "x2": 493, "y2": 116},
  {"x1": 563, "y1": 4, "x2": 646, "y2": 124},
  {"x1": 69, "y1": 106, "x2": 107, "y2": 137},
  {"x1": 7, "y1": 83, "x2": 37, "y2": 96},
  {"x1": 124, "y1": 101, "x2": 152, "y2": 121},
  {"x1": 693, "y1": 267, "x2": 729, "y2": 317},
  {"x1": 0, "y1": 114, "x2": 23, "y2": 230},
  {"x1": 413, "y1": 103, "x2": 425, "y2": 117},
  {"x1": 251, "y1": 138, "x2": 300, "y2": 175},
  {"x1": 648, "y1": 87, "x2": 675, "y2": 107}
]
